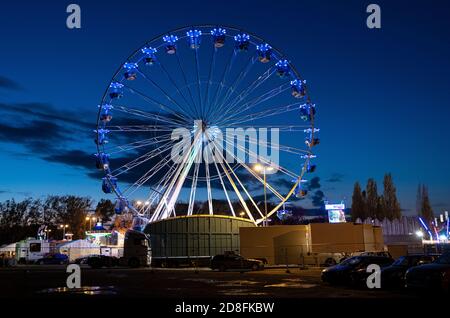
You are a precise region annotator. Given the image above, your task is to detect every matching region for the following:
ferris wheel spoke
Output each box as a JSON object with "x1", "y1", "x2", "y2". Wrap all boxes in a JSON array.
[
  {"x1": 213, "y1": 153, "x2": 255, "y2": 223},
  {"x1": 149, "y1": 165, "x2": 179, "y2": 221},
  {"x1": 106, "y1": 133, "x2": 175, "y2": 154},
  {"x1": 205, "y1": 161, "x2": 214, "y2": 215},
  {"x1": 187, "y1": 162, "x2": 200, "y2": 216},
  {"x1": 114, "y1": 105, "x2": 188, "y2": 126},
  {"x1": 121, "y1": 84, "x2": 190, "y2": 124},
  {"x1": 219, "y1": 143, "x2": 284, "y2": 201},
  {"x1": 223, "y1": 102, "x2": 307, "y2": 126},
  {"x1": 107, "y1": 124, "x2": 188, "y2": 132},
  {"x1": 156, "y1": 61, "x2": 199, "y2": 119},
  {"x1": 221, "y1": 137, "x2": 299, "y2": 179},
  {"x1": 243, "y1": 135, "x2": 311, "y2": 155},
  {"x1": 212, "y1": 55, "x2": 256, "y2": 118},
  {"x1": 218, "y1": 82, "x2": 290, "y2": 126},
  {"x1": 212, "y1": 156, "x2": 236, "y2": 217},
  {"x1": 175, "y1": 52, "x2": 200, "y2": 118},
  {"x1": 206, "y1": 49, "x2": 237, "y2": 119},
  {"x1": 211, "y1": 140, "x2": 264, "y2": 220},
  {"x1": 203, "y1": 46, "x2": 217, "y2": 119},
  {"x1": 124, "y1": 150, "x2": 175, "y2": 196},
  {"x1": 222, "y1": 66, "x2": 277, "y2": 116},
  {"x1": 222, "y1": 124, "x2": 311, "y2": 132},
  {"x1": 153, "y1": 131, "x2": 202, "y2": 219},
  {"x1": 215, "y1": 63, "x2": 276, "y2": 123},
  {"x1": 135, "y1": 71, "x2": 193, "y2": 119},
  {"x1": 111, "y1": 141, "x2": 175, "y2": 176},
  {"x1": 194, "y1": 49, "x2": 205, "y2": 118}
]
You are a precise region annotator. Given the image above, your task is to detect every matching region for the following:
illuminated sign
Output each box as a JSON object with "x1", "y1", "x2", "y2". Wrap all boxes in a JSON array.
[{"x1": 325, "y1": 203, "x2": 346, "y2": 223}]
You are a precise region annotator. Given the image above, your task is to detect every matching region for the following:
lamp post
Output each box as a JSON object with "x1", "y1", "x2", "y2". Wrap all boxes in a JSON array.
[
  {"x1": 60, "y1": 224, "x2": 69, "y2": 240},
  {"x1": 85, "y1": 216, "x2": 97, "y2": 231},
  {"x1": 254, "y1": 164, "x2": 275, "y2": 227}
]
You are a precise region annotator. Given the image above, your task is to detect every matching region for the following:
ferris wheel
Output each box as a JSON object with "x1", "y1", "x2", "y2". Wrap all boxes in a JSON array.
[{"x1": 95, "y1": 25, "x2": 319, "y2": 226}]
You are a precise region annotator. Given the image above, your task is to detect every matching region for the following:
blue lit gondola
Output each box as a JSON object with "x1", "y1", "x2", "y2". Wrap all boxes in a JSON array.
[
  {"x1": 99, "y1": 104, "x2": 113, "y2": 122},
  {"x1": 95, "y1": 152, "x2": 110, "y2": 170},
  {"x1": 163, "y1": 35, "x2": 178, "y2": 54},
  {"x1": 256, "y1": 43, "x2": 272, "y2": 63},
  {"x1": 123, "y1": 62, "x2": 138, "y2": 80},
  {"x1": 141, "y1": 47, "x2": 157, "y2": 65},
  {"x1": 234, "y1": 33, "x2": 250, "y2": 51},
  {"x1": 94, "y1": 129, "x2": 109, "y2": 145},
  {"x1": 187, "y1": 29, "x2": 202, "y2": 49},
  {"x1": 102, "y1": 176, "x2": 117, "y2": 194},
  {"x1": 211, "y1": 28, "x2": 226, "y2": 48},
  {"x1": 291, "y1": 79, "x2": 306, "y2": 98},
  {"x1": 109, "y1": 82, "x2": 124, "y2": 99},
  {"x1": 300, "y1": 103, "x2": 315, "y2": 121},
  {"x1": 275, "y1": 59, "x2": 290, "y2": 77}
]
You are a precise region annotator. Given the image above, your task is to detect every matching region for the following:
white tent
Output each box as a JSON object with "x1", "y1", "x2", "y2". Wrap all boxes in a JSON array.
[
  {"x1": 57, "y1": 240, "x2": 100, "y2": 262},
  {"x1": 0, "y1": 243, "x2": 17, "y2": 258}
]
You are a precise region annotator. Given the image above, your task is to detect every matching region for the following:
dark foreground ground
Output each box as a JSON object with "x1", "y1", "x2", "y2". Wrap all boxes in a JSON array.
[{"x1": 0, "y1": 265, "x2": 417, "y2": 299}]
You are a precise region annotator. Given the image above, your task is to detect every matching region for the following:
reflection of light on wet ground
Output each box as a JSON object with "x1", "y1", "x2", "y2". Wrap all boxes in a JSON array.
[
  {"x1": 218, "y1": 289, "x2": 268, "y2": 296},
  {"x1": 264, "y1": 278, "x2": 317, "y2": 288},
  {"x1": 36, "y1": 286, "x2": 118, "y2": 295},
  {"x1": 182, "y1": 278, "x2": 221, "y2": 284},
  {"x1": 182, "y1": 278, "x2": 260, "y2": 287},
  {"x1": 216, "y1": 280, "x2": 259, "y2": 287}
]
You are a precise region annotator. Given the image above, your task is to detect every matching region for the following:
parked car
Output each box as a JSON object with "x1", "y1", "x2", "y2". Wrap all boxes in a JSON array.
[
  {"x1": 321, "y1": 255, "x2": 394, "y2": 286},
  {"x1": 87, "y1": 255, "x2": 119, "y2": 269},
  {"x1": 341, "y1": 251, "x2": 392, "y2": 261},
  {"x1": 36, "y1": 253, "x2": 69, "y2": 265},
  {"x1": 211, "y1": 254, "x2": 264, "y2": 271},
  {"x1": 381, "y1": 254, "x2": 440, "y2": 289},
  {"x1": 74, "y1": 255, "x2": 98, "y2": 265},
  {"x1": 405, "y1": 252, "x2": 450, "y2": 291}
]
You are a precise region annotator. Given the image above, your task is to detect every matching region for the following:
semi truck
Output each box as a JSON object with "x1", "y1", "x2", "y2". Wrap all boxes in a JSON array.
[{"x1": 87, "y1": 230, "x2": 151, "y2": 268}]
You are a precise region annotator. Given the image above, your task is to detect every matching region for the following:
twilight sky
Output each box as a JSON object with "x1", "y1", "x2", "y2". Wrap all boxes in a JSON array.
[{"x1": 0, "y1": 0, "x2": 449, "y2": 215}]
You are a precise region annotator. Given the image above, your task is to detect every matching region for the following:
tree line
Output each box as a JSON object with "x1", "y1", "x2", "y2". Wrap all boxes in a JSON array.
[
  {"x1": 416, "y1": 184, "x2": 434, "y2": 221},
  {"x1": 0, "y1": 196, "x2": 115, "y2": 245},
  {"x1": 351, "y1": 173, "x2": 401, "y2": 221}
]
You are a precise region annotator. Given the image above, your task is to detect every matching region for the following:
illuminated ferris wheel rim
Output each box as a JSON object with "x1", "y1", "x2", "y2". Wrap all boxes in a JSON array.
[{"x1": 95, "y1": 24, "x2": 318, "y2": 226}]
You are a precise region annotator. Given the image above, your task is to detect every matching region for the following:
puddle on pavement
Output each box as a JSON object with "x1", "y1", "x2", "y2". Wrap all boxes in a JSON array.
[
  {"x1": 218, "y1": 289, "x2": 268, "y2": 296},
  {"x1": 36, "y1": 286, "x2": 118, "y2": 296},
  {"x1": 182, "y1": 278, "x2": 221, "y2": 284},
  {"x1": 216, "y1": 280, "x2": 260, "y2": 287},
  {"x1": 264, "y1": 282, "x2": 317, "y2": 288}
]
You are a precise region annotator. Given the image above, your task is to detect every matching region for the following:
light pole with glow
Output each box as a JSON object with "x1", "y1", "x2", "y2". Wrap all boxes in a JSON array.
[
  {"x1": 254, "y1": 164, "x2": 275, "y2": 226},
  {"x1": 60, "y1": 224, "x2": 69, "y2": 240}
]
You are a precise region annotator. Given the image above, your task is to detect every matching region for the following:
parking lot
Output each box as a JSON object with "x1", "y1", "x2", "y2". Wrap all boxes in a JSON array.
[{"x1": 0, "y1": 265, "x2": 418, "y2": 299}]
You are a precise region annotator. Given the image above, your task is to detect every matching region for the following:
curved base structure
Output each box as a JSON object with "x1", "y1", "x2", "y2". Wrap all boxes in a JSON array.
[{"x1": 144, "y1": 215, "x2": 256, "y2": 265}]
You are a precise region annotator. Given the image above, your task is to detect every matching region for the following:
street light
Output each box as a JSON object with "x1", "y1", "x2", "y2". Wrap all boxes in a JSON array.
[
  {"x1": 239, "y1": 211, "x2": 245, "y2": 218},
  {"x1": 85, "y1": 216, "x2": 96, "y2": 231},
  {"x1": 60, "y1": 224, "x2": 69, "y2": 240},
  {"x1": 254, "y1": 164, "x2": 275, "y2": 227}
]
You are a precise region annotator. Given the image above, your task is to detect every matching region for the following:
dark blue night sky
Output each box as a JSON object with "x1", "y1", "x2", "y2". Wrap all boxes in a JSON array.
[{"x1": 0, "y1": 0, "x2": 449, "y2": 215}]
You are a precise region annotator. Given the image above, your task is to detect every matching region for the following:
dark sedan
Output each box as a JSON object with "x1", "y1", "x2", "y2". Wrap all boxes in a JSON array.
[
  {"x1": 321, "y1": 255, "x2": 394, "y2": 287},
  {"x1": 211, "y1": 254, "x2": 264, "y2": 271},
  {"x1": 381, "y1": 254, "x2": 439, "y2": 289},
  {"x1": 36, "y1": 253, "x2": 69, "y2": 265},
  {"x1": 405, "y1": 252, "x2": 450, "y2": 291}
]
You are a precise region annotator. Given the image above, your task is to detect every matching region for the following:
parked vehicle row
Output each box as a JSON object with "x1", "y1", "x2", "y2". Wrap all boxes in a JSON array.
[{"x1": 322, "y1": 252, "x2": 450, "y2": 292}]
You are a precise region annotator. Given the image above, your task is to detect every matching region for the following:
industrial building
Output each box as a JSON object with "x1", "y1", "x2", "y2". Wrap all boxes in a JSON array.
[{"x1": 240, "y1": 223, "x2": 384, "y2": 265}]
